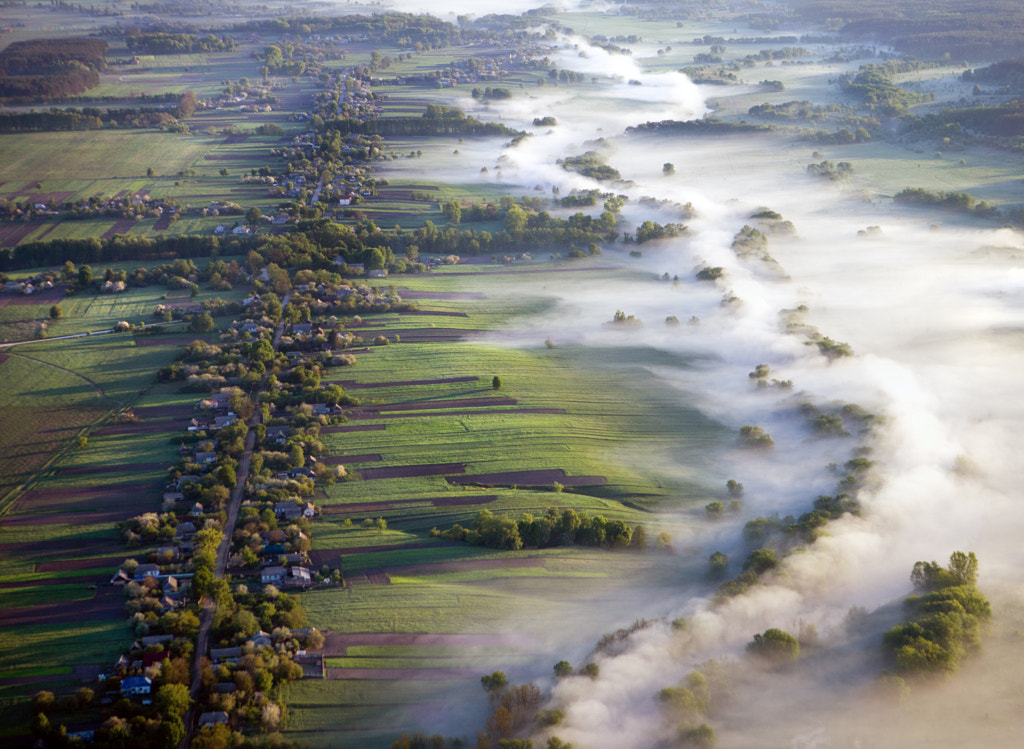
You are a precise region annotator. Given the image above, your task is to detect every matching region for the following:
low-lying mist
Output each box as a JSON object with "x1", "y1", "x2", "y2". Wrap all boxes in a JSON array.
[{"x1": 376, "y1": 25, "x2": 1024, "y2": 747}]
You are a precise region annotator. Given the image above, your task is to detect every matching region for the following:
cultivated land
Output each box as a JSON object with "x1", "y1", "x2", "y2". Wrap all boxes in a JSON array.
[{"x1": 1, "y1": 0, "x2": 1024, "y2": 747}]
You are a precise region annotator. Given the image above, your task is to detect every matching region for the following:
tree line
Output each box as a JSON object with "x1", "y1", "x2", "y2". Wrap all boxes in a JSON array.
[
  {"x1": 0, "y1": 93, "x2": 198, "y2": 132},
  {"x1": 432, "y1": 508, "x2": 647, "y2": 551},
  {"x1": 324, "y1": 106, "x2": 520, "y2": 138},
  {"x1": 124, "y1": 33, "x2": 236, "y2": 54}
]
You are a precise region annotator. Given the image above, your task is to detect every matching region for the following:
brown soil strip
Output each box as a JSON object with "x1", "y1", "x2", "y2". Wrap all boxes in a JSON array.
[
  {"x1": 448, "y1": 469, "x2": 607, "y2": 487},
  {"x1": 345, "y1": 569, "x2": 391, "y2": 586},
  {"x1": 56, "y1": 462, "x2": 168, "y2": 476},
  {"x1": 0, "y1": 588, "x2": 122, "y2": 627},
  {"x1": 0, "y1": 510, "x2": 126, "y2": 527},
  {"x1": 101, "y1": 219, "x2": 136, "y2": 240},
  {"x1": 337, "y1": 376, "x2": 478, "y2": 390},
  {"x1": 221, "y1": 134, "x2": 250, "y2": 144},
  {"x1": 130, "y1": 405, "x2": 193, "y2": 419},
  {"x1": 13, "y1": 481, "x2": 156, "y2": 509},
  {"x1": 0, "y1": 537, "x2": 122, "y2": 566},
  {"x1": 34, "y1": 191, "x2": 74, "y2": 204},
  {"x1": 358, "y1": 463, "x2": 466, "y2": 481},
  {"x1": 320, "y1": 454, "x2": 382, "y2": 465},
  {"x1": 0, "y1": 222, "x2": 42, "y2": 247},
  {"x1": 353, "y1": 397, "x2": 516, "y2": 414},
  {"x1": 5, "y1": 286, "x2": 66, "y2": 305},
  {"x1": 355, "y1": 328, "x2": 479, "y2": 342},
  {"x1": 133, "y1": 335, "x2": 206, "y2": 348},
  {"x1": 35, "y1": 555, "x2": 126, "y2": 573},
  {"x1": 321, "y1": 424, "x2": 386, "y2": 434},
  {"x1": 153, "y1": 214, "x2": 172, "y2": 231}
]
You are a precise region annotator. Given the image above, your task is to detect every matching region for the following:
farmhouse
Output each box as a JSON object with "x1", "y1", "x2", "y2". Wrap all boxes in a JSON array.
[
  {"x1": 140, "y1": 634, "x2": 173, "y2": 648},
  {"x1": 175, "y1": 521, "x2": 196, "y2": 539},
  {"x1": 110, "y1": 569, "x2": 130, "y2": 585},
  {"x1": 199, "y1": 711, "x2": 229, "y2": 727},
  {"x1": 133, "y1": 564, "x2": 160, "y2": 581},
  {"x1": 275, "y1": 501, "x2": 303, "y2": 521},
  {"x1": 121, "y1": 676, "x2": 152, "y2": 696},
  {"x1": 287, "y1": 566, "x2": 312, "y2": 588},
  {"x1": 249, "y1": 631, "x2": 272, "y2": 648},
  {"x1": 210, "y1": 646, "x2": 242, "y2": 664},
  {"x1": 261, "y1": 566, "x2": 287, "y2": 584}
]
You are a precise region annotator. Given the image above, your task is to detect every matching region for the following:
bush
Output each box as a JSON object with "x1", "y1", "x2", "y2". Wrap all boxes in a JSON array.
[{"x1": 746, "y1": 628, "x2": 800, "y2": 664}]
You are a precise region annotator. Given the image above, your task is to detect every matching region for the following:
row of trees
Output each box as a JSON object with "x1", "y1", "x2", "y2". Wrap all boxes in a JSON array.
[
  {"x1": 434, "y1": 508, "x2": 648, "y2": 552},
  {"x1": 124, "y1": 33, "x2": 236, "y2": 54}
]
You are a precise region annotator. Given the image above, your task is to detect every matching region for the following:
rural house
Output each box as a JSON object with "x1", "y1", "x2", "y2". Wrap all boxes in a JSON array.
[
  {"x1": 261, "y1": 566, "x2": 287, "y2": 584},
  {"x1": 133, "y1": 564, "x2": 160, "y2": 581},
  {"x1": 121, "y1": 676, "x2": 152, "y2": 696}
]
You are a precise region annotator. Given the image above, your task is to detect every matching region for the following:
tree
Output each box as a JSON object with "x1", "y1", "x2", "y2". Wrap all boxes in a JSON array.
[
  {"x1": 246, "y1": 206, "x2": 262, "y2": 230},
  {"x1": 630, "y1": 524, "x2": 647, "y2": 550},
  {"x1": 504, "y1": 204, "x2": 528, "y2": 234},
  {"x1": 155, "y1": 683, "x2": 191, "y2": 719},
  {"x1": 553, "y1": 660, "x2": 573, "y2": 678},
  {"x1": 492, "y1": 375, "x2": 502, "y2": 390},
  {"x1": 147, "y1": 166, "x2": 155, "y2": 177},
  {"x1": 707, "y1": 551, "x2": 728, "y2": 580},
  {"x1": 32, "y1": 691, "x2": 54, "y2": 713},
  {"x1": 31, "y1": 712, "x2": 50, "y2": 738},
  {"x1": 481, "y1": 671, "x2": 507, "y2": 696},
  {"x1": 746, "y1": 628, "x2": 800, "y2": 664},
  {"x1": 191, "y1": 723, "x2": 232, "y2": 749},
  {"x1": 264, "y1": 45, "x2": 284, "y2": 70},
  {"x1": 442, "y1": 200, "x2": 462, "y2": 224},
  {"x1": 363, "y1": 247, "x2": 386, "y2": 271},
  {"x1": 49, "y1": 304, "x2": 62, "y2": 319},
  {"x1": 190, "y1": 313, "x2": 215, "y2": 333},
  {"x1": 77, "y1": 265, "x2": 93, "y2": 288},
  {"x1": 947, "y1": 551, "x2": 978, "y2": 587},
  {"x1": 75, "y1": 687, "x2": 95, "y2": 708},
  {"x1": 742, "y1": 548, "x2": 778, "y2": 576},
  {"x1": 663, "y1": 162, "x2": 675, "y2": 175},
  {"x1": 290, "y1": 444, "x2": 305, "y2": 469},
  {"x1": 158, "y1": 717, "x2": 185, "y2": 749}
]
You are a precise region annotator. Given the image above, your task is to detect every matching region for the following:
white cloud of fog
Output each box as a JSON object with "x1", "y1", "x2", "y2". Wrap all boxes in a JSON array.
[
  {"x1": 471, "y1": 116, "x2": 1024, "y2": 749},
  {"x1": 366, "y1": 19, "x2": 1024, "y2": 745}
]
